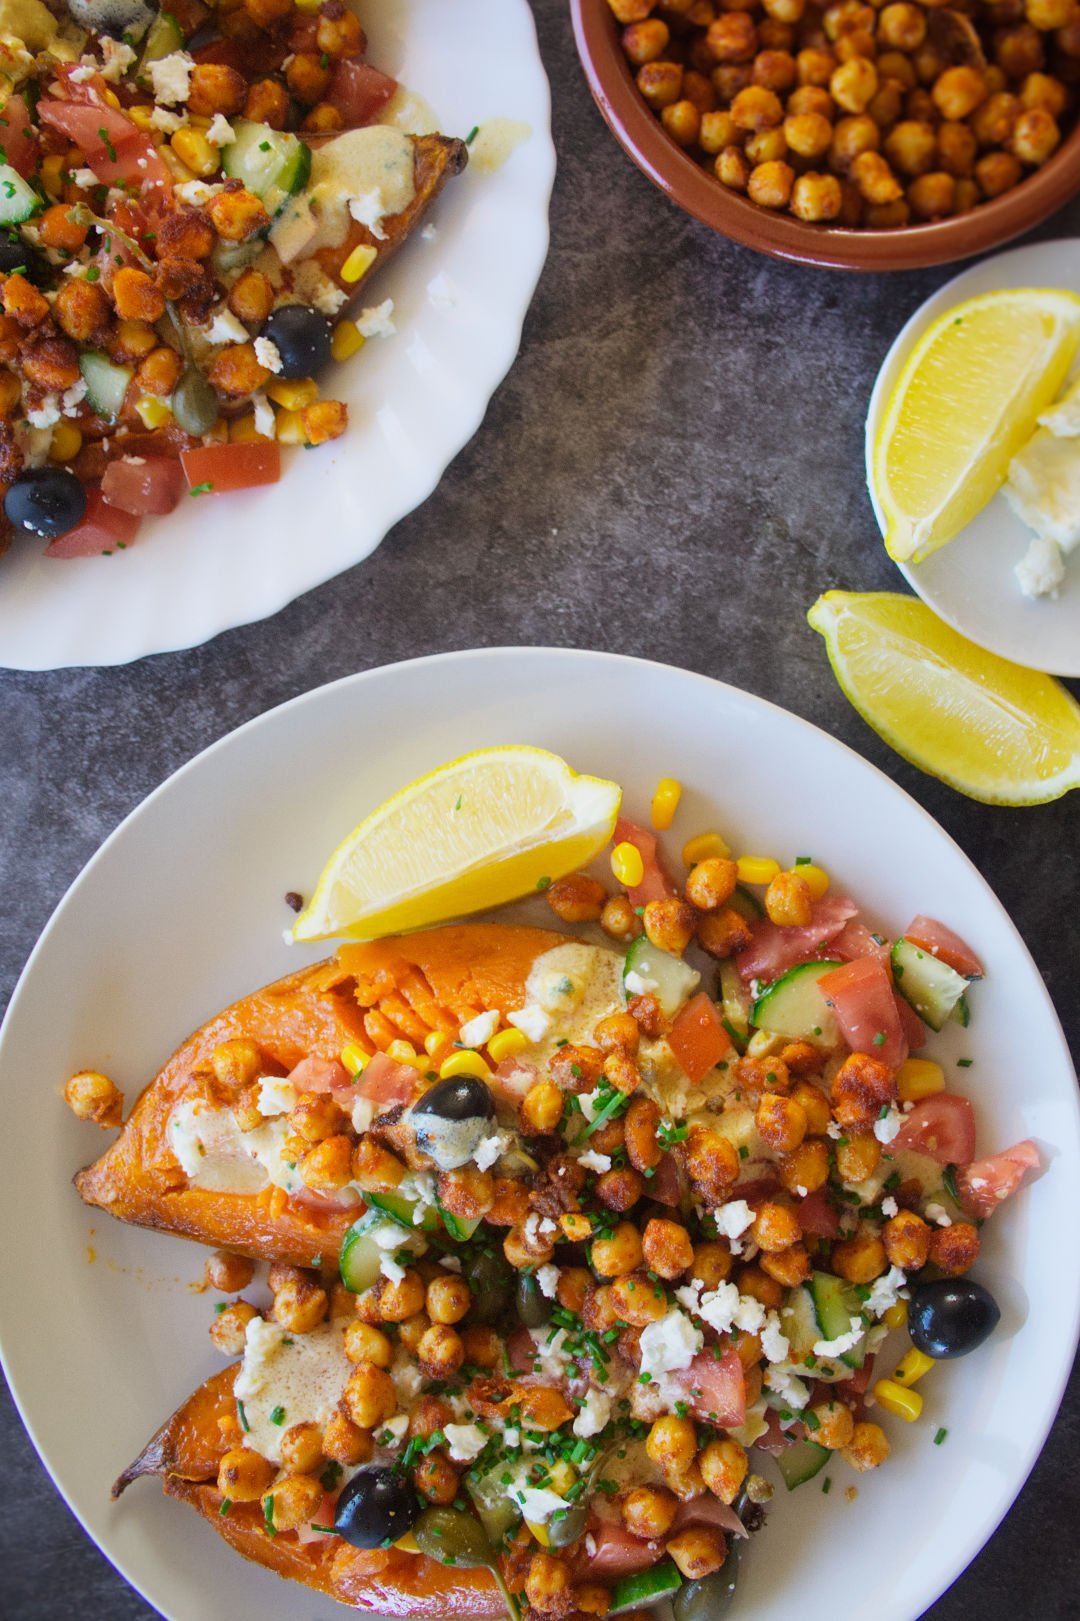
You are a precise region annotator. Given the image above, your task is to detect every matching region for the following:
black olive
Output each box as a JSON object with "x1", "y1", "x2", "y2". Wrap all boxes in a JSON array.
[
  {"x1": 66, "y1": 0, "x2": 156, "y2": 39},
  {"x1": 908, "y1": 1278, "x2": 1001, "y2": 1360},
  {"x1": 515, "y1": 1271, "x2": 552, "y2": 1329},
  {"x1": 464, "y1": 1251, "x2": 514, "y2": 1324},
  {"x1": 334, "y1": 1467, "x2": 422, "y2": 1550},
  {"x1": 260, "y1": 304, "x2": 333, "y2": 379},
  {"x1": 412, "y1": 1075, "x2": 496, "y2": 1125},
  {"x1": 5, "y1": 469, "x2": 87, "y2": 540},
  {"x1": 0, "y1": 234, "x2": 45, "y2": 288}
]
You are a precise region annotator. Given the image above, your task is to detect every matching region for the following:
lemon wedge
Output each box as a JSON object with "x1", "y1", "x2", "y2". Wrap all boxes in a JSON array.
[
  {"x1": 872, "y1": 287, "x2": 1080, "y2": 564},
  {"x1": 807, "y1": 591, "x2": 1080, "y2": 805},
  {"x1": 292, "y1": 746, "x2": 622, "y2": 941}
]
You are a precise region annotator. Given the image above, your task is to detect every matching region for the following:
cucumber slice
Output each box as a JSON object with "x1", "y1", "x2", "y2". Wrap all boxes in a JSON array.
[
  {"x1": 750, "y1": 960, "x2": 841, "y2": 1047},
  {"x1": 727, "y1": 884, "x2": 764, "y2": 922},
  {"x1": 609, "y1": 1558, "x2": 683, "y2": 1615},
  {"x1": 891, "y1": 938, "x2": 969, "y2": 1032},
  {"x1": 809, "y1": 1271, "x2": 866, "y2": 1369},
  {"x1": 623, "y1": 936, "x2": 700, "y2": 1019},
  {"x1": 221, "y1": 122, "x2": 312, "y2": 218},
  {"x1": 719, "y1": 959, "x2": 751, "y2": 1047},
  {"x1": 0, "y1": 164, "x2": 39, "y2": 226},
  {"x1": 364, "y1": 1189, "x2": 440, "y2": 1232},
  {"x1": 780, "y1": 1284, "x2": 819, "y2": 1363},
  {"x1": 80, "y1": 351, "x2": 133, "y2": 422},
  {"x1": 952, "y1": 992, "x2": 971, "y2": 1028},
  {"x1": 776, "y1": 1438, "x2": 830, "y2": 1490},
  {"x1": 340, "y1": 1215, "x2": 383, "y2": 1293},
  {"x1": 140, "y1": 10, "x2": 183, "y2": 67},
  {"x1": 437, "y1": 1200, "x2": 481, "y2": 1243}
]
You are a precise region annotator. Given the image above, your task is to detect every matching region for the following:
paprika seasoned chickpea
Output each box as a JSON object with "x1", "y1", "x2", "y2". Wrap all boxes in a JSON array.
[
  {"x1": 624, "y1": 1094, "x2": 663, "y2": 1171},
  {"x1": 667, "y1": 1527, "x2": 728, "y2": 1581},
  {"x1": 877, "y1": 51, "x2": 917, "y2": 90},
  {"x1": 646, "y1": 1414, "x2": 698, "y2": 1475},
  {"x1": 788, "y1": 84, "x2": 836, "y2": 118},
  {"x1": 643, "y1": 897, "x2": 697, "y2": 956},
  {"x1": 504, "y1": 1224, "x2": 555, "y2": 1269},
  {"x1": 344, "y1": 1321, "x2": 393, "y2": 1367},
  {"x1": 831, "y1": 1051, "x2": 895, "y2": 1129},
  {"x1": 933, "y1": 65, "x2": 989, "y2": 119},
  {"x1": 205, "y1": 1250, "x2": 255, "y2": 1293},
  {"x1": 343, "y1": 1361, "x2": 397, "y2": 1429},
  {"x1": 414, "y1": 1449, "x2": 460, "y2": 1504},
  {"x1": 64, "y1": 1069, "x2": 124, "y2": 1127},
  {"x1": 594, "y1": 1011, "x2": 641, "y2": 1055},
  {"x1": 737, "y1": 1264, "x2": 784, "y2": 1308},
  {"x1": 699, "y1": 1436, "x2": 748, "y2": 1503},
  {"x1": 797, "y1": 46, "x2": 838, "y2": 85},
  {"x1": 1011, "y1": 105, "x2": 1061, "y2": 160},
  {"x1": 316, "y1": 0, "x2": 365, "y2": 57},
  {"x1": 832, "y1": 1230, "x2": 888, "y2": 1283},
  {"x1": 748, "y1": 157, "x2": 795, "y2": 204},
  {"x1": 868, "y1": 80, "x2": 905, "y2": 127},
  {"x1": 244, "y1": 77, "x2": 290, "y2": 127},
  {"x1": 263, "y1": 1476, "x2": 325, "y2": 1535},
  {"x1": 461, "y1": 1323, "x2": 502, "y2": 1367},
  {"x1": 691, "y1": 1240, "x2": 734, "y2": 1288},
  {"x1": 685, "y1": 856, "x2": 738, "y2": 910},
  {"x1": 592, "y1": 1221, "x2": 645, "y2": 1277},
  {"x1": 637, "y1": 60, "x2": 685, "y2": 108},
  {"x1": 301, "y1": 1133, "x2": 354, "y2": 1194},
  {"x1": 597, "y1": 1166, "x2": 646, "y2": 1210},
  {"x1": 830, "y1": 113, "x2": 881, "y2": 170},
  {"x1": 522, "y1": 1080, "x2": 565, "y2": 1133},
  {"x1": 603, "y1": 1049, "x2": 642, "y2": 1095},
  {"x1": 209, "y1": 1299, "x2": 258, "y2": 1354},
  {"x1": 663, "y1": 98, "x2": 704, "y2": 144},
  {"x1": 394, "y1": 1311, "x2": 431, "y2": 1352},
  {"x1": 426, "y1": 1273, "x2": 472, "y2": 1324},
  {"x1": 322, "y1": 1412, "x2": 374, "y2": 1465},
  {"x1": 208, "y1": 342, "x2": 271, "y2": 398},
  {"x1": 809, "y1": 1399, "x2": 855, "y2": 1450},
  {"x1": 271, "y1": 1270, "x2": 328, "y2": 1334},
  {"x1": 995, "y1": 22, "x2": 1046, "y2": 78},
  {"x1": 707, "y1": 13, "x2": 758, "y2": 61},
  {"x1": 623, "y1": 1484, "x2": 679, "y2": 1538},
  {"x1": 761, "y1": 1242, "x2": 811, "y2": 1287},
  {"x1": 746, "y1": 126, "x2": 790, "y2": 162},
  {"x1": 785, "y1": 110, "x2": 834, "y2": 155},
  {"x1": 764, "y1": 0, "x2": 805, "y2": 21},
  {"x1": 188, "y1": 63, "x2": 247, "y2": 117},
  {"x1": 217, "y1": 1447, "x2": 274, "y2": 1501},
  {"x1": 642, "y1": 1217, "x2": 695, "y2": 1278},
  {"x1": 372, "y1": 1268, "x2": 427, "y2": 1322},
  {"x1": 878, "y1": 2, "x2": 926, "y2": 49},
  {"x1": 884, "y1": 118, "x2": 937, "y2": 174},
  {"x1": 290, "y1": 1091, "x2": 345, "y2": 1143},
  {"x1": 779, "y1": 1136, "x2": 831, "y2": 1194},
  {"x1": 227, "y1": 267, "x2": 276, "y2": 326},
  {"x1": 835, "y1": 1130, "x2": 881, "y2": 1183},
  {"x1": 280, "y1": 1421, "x2": 324, "y2": 1475},
  {"x1": 700, "y1": 107, "x2": 740, "y2": 150},
  {"x1": 1025, "y1": 0, "x2": 1074, "y2": 27},
  {"x1": 546, "y1": 872, "x2": 608, "y2": 923},
  {"x1": 623, "y1": 19, "x2": 672, "y2": 65},
  {"x1": 883, "y1": 1208, "x2": 932, "y2": 1269},
  {"x1": 525, "y1": 1552, "x2": 572, "y2": 1616},
  {"x1": 1019, "y1": 70, "x2": 1068, "y2": 114},
  {"x1": 600, "y1": 894, "x2": 643, "y2": 942},
  {"x1": 608, "y1": 0, "x2": 656, "y2": 21},
  {"x1": 556, "y1": 1266, "x2": 592, "y2": 1314},
  {"x1": 907, "y1": 170, "x2": 957, "y2": 217},
  {"x1": 417, "y1": 1323, "x2": 465, "y2": 1379},
  {"x1": 684, "y1": 1123, "x2": 741, "y2": 1200},
  {"x1": 408, "y1": 1395, "x2": 453, "y2": 1440},
  {"x1": 352, "y1": 1136, "x2": 407, "y2": 1192},
  {"x1": 791, "y1": 168, "x2": 843, "y2": 221},
  {"x1": 287, "y1": 51, "x2": 331, "y2": 103},
  {"x1": 437, "y1": 1166, "x2": 494, "y2": 1219},
  {"x1": 929, "y1": 1220, "x2": 981, "y2": 1274},
  {"x1": 750, "y1": 1201, "x2": 802, "y2": 1252},
  {"x1": 755, "y1": 1091, "x2": 807, "y2": 1153},
  {"x1": 112, "y1": 266, "x2": 166, "y2": 323},
  {"x1": 764, "y1": 870, "x2": 813, "y2": 926},
  {"x1": 976, "y1": 148, "x2": 1024, "y2": 192},
  {"x1": 713, "y1": 62, "x2": 754, "y2": 101},
  {"x1": 732, "y1": 83, "x2": 786, "y2": 127},
  {"x1": 304, "y1": 105, "x2": 347, "y2": 135},
  {"x1": 952, "y1": 180, "x2": 979, "y2": 214},
  {"x1": 937, "y1": 120, "x2": 979, "y2": 176},
  {"x1": 754, "y1": 49, "x2": 799, "y2": 92},
  {"x1": 842, "y1": 1421, "x2": 890, "y2": 1471},
  {"x1": 611, "y1": 1268, "x2": 670, "y2": 1324},
  {"x1": 830, "y1": 55, "x2": 878, "y2": 113}
]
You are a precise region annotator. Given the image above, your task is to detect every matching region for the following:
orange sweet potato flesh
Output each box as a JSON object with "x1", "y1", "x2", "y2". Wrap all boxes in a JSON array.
[
  {"x1": 115, "y1": 1365, "x2": 505, "y2": 1617},
  {"x1": 75, "y1": 924, "x2": 567, "y2": 1266}
]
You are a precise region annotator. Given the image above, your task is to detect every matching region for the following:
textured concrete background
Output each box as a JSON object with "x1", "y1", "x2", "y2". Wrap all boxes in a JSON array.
[{"x1": 1, "y1": 1, "x2": 1078, "y2": 1615}]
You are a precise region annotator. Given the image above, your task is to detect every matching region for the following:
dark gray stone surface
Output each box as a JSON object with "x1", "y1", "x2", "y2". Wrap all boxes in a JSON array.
[{"x1": 1, "y1": 1, "x2": 1078, "y2": 1616}]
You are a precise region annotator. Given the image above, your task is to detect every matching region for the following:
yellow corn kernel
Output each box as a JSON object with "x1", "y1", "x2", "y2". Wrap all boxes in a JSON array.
[
  {"x1": 229, "y1": 411, "x2": 270, "y2": 444},
  {"x1": 332, "y1": 319, "x2": 365, "y2": 363},
  {"x1": 170, "y1": 128, "x2": 219, "y2": 179},
  {"x1": 423, "y1": 1031, "x2": 445, "y2": 1056},
  {"x1": 872, "y1": 1378, "x2": 923, "y2": 1422},
  {"x1": 488, "y1": 1027, "x2": 528, "y2": 1064},
  {"x1": 395, "y1": 1531, "x2": 421, "y2": 1554},
  {"x1": 525, "y1": 1520, "x2": 550, "y2": 1547},
  {"x1": 274, "y1": 408, "x2": 308, "y2": 445},
  {"x1": 41, "y1": 154, "x2": 66, "y2": 199},
  {"x1": 736, "y1": 856, "x2": 781, "y2": 886},
  {"x1": 340, "y1": 243, "x2": 378, "y2": 283},
  {"x1": 882, "y1": 1301, "x2": 908, "y2": 1331},
  {"x1": 793, "y1": 862, "x2": 830, "y2": 899},
  {"x1": 746, "y1": 1030, "x2": 785, "y2": 1059},
  {"x1": 545, "y1": 1461, "x2": 578, "y2": 1495},
  {"x1": 48, "y1": 422, "x2": 82, "y2": 463},
  {"x1": 897, "y1": 1058, "x2": 946, "y2": 1104},
  {"x1": 682, "y1": 831, "x2": 730, "y2": 865},
  {"x1": 893, "y1": 1348, "x2": 935, "y2": 1388},
  {"x1": 127, "y1": 105, "x2": 156, "y2": 134},
  {"x1": 340, "y1": 1043, "x2": 369, "y2": 1076},
  {"x1": 266, "y1": 376, "x2": 318, "y2": 411},
  {"x1": 650, "y1": 777, "x2": 682, "y2": 832},
  {"x1": 386, "y1": 1040, "x2": 416, "y2": 1063},
  {"x1": 134, "y1": 395, "x2": 173, "y2": 430},
  {"x1": 611, "y1": 841, "x2": 645, "y2": 888},
  {"x1": 440, "y1": 1049, "x2": 494, "y2": 1083},
  {"x1": 103, "y1": 89, "x2": 122, "y2": 110}
]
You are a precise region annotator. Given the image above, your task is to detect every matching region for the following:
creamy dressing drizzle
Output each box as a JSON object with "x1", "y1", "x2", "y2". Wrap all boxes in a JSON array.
[
  {"x1": 467, "y1": 119, "x2": 531, "y2": 174},
  {"x1": 235, "y1": 1318, "x2": 352, "y2": 1464},
  {"x1": 378, "y1": 85, "x2": 440, "y2": 136},
  {"x1": 270, "y1": 125, "x2": 416, "y2": 262}
]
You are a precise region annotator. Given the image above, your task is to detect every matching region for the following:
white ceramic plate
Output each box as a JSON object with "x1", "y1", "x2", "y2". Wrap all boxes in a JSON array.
[
  {"x1": 865, "y1": 238, "x2": 1080, "y2": 678},
  {"x1": 2, "y1": 647, "x2": 1078, "y2": 1621},
  {"x1": 0, "y1": 0, "x2": 554, "y2": 671}
]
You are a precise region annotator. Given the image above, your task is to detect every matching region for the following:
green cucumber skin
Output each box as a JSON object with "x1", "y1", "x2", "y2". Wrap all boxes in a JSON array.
[
  {"x1": 221, "y1": 123, "x2": 311, "y2": 216},
  {"x1": 609, "y1": 1558, "x2": 683, "y2": 1615},
  {"x1": 363, "y1": 1189, "x2": 439, "y2": 1232},
  {"x1": 809, "y1": 1272, "x2": 866, "y2": 1369},
  {"x1": 891, "y1": 938, "x2": 969, "y2": 1032},
  {"x1": 339, "y1": 1223, "x2": 381, "y2": 1293},
  {"x1": 622, "y1": 936, "x2": 699, "y2": 1019},
  {"x1": 777, "y1": 1438, "x2": 830, "y2": 1490},
  {"x1": 727, "y1": 884, "x2": 764, "y2": 922},
  {"x1": 0, "y1": 165, "x2": 40, "y2": 226},
  {"x1": 750, "y1": 960, "x2": 842, "y2": 1046},
  {"x1": 79, "y1": 352, "x2": 132, "y2": 421}
]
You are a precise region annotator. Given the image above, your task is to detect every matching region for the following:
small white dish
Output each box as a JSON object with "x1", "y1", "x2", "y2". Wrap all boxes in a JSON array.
[
  {"x1": 2, "y1": 648, "x2": 1078, "y2": 1620},
  {"x1": 865, "y1": 238, "x2": 1080, "y2": 679},
  {"x1": 0, "y1": 0, "x2": 555, "y2": 670}
]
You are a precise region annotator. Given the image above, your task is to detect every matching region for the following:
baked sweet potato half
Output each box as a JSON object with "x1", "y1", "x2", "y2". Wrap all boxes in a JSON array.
[
  {"x1": 75, "y1": 923, "x2": 571, "y2": 1266},
  {"x1": 113, "y1": 1364, "x2": 505, "y2": 1617}
]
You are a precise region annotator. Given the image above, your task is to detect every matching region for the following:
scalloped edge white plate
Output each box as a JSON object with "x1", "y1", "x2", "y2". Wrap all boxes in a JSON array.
[
  {"x1": 2, "y1": 648, "x2": 1078, "y2": 1620},
  {"x1": 0, "y1": 0, "x2": 554, "y2": 669},
  {"x1": 866, "y1": 239, "x2": 1080, "y2": 678}
]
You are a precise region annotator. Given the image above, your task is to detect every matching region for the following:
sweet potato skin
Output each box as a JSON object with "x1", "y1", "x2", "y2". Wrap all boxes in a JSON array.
[
  {"x1": 75, "y1": 924, "x2": 568, "y2": 1265},
  {"x1": 116, "y1": 1364, "x2": 504, "y2": 1617}
]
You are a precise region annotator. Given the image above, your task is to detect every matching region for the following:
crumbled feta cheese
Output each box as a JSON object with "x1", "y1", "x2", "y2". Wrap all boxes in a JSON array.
[
  {"x1": 528, "y1": 1326, "x2": 569, "y2": 1380},
  {"x1": 348, "y1": 188, "x2": 388, "y2": 240},
  {"x1": 355, "y1": 298, "x2": 396, "y2": 339},
  {"x1": 624, "y1": 970, "x2": 659, "y2": 997},
  {"x1": 577, "y1": 1088, "x2": 601, "y2": 1122},
  {"x1": 27, "y1": 396, "x2": 60, "y2": 430},
  {"x1": 350, "y1": 1096, "x2": 374, "y2": 1134},
  {"x1": 460, "y1": 1009, "x2": 500, "y2": 1048},
  {"x1": 880, "y1": 1195, "x2": 899, "y2": 1218},
  {"x1": 150, "y1": 106, "x2": 186, "y2": 134},
  {"x1": 536, "y1": 1264, "x2": 560, "y2": 1299},
  {"x1": 254, "y1": 336, "x2": 283, "y2": 373},
  {"x1": 874, "y1": 1105, "x2": 903, "y2": 1145},
  {"x1": 864, "y1": 1266, "x2": 907, "y2": 1317},
  {"x1": 639, "y1": 1310, "x2": 703, "y2": 1383},
  {"x1": 150, "y1": 52, "x2": 195, "y2": 107},
  {"x1": 812, "y1": 1324, "x2": 865, "y2": 1359},
  {"x1": 577, "y1": 1149, "x2": 612, "y2": 1174},
  {"x1": 503, "y1": 1427, "x2": 520, "y2": 1448},
  {"x1": 380, "y1": 1254, "x2": 406, "y2": 1285},
  {"x1": 175, "y1": 180, "x2": 223, "y2": 206},
  {"x1": 61, "y1": 378, "x2": 87, "y2": 412},
  {"x1": 440, "y1": 1254, "x2": 462, "y2": 1274},
  {"x1": 712, "y1": 1199, "x2": 755, "y2": 1256},
  {"x1": 826, "y1": 1120, "x2": 843, "y2": 1140},
  {"x1": 572, "y1": 1387, "x2": 612, "y2": 1439},
  {"x1": 203, "y1": 309, "x2": 249, "y2": 346},
  {"x1": 100, "y1": 38, "x2": 136, "y2": 82},
  {"x1": 678, "y1": 1279, "x2": 766, "y2": 1339},
  {"x1": 760, "y1": 1311, "x2": 790, "y2": 1364},
  {"x1": 1015, "y1": 535, "x2": 1066, "y2": 599},
  {"x1": 444, "y1": 1423, "x2": 489, "y2": 1463},
  {"x1": 538, "y1": 1217, "x2": 557, "y2": 1236},
  {"x1": 206, "y1": 114, "x2": 236, "y2": 147},
  {"x1": 763, "y1": 1365, "x2": 810, "y2": 1410},
  {"x1": 68, "y1": 64, "x2": 95, "y2": 83},
  {"x1": 507, "y1": 1005, "x2": 550, "y2": 1043},
  {"x1": 379, "y1": 1413, "x2": 409, "y2": 1445},
  {"x1": 257, "y1": 1077, "x2": 297, "y2": 1117},
  {"x1": 289, "y1": 260, "x2": 348, "y2": 316},
  {"x1": 924, "y1": 1202, "x2": 953, "y2": 1228},
  {"x1": 795, "y1": 1184, "x2": 808, "y2": 1198},
  {"x1": 252, "y1": 392, "x2": 275, "y2": 441},
  {"x1": 233, "y1": 1316, "x2": 286, "y2": 1400},
  {"x1": 71, "y1": 168, "x2": 97, "y2": 190},
  {"x1": 473, "y1": 1131, "x2": 510, "y2": 1172},
  {"x1": 1006, "y1": 429, "x2": 1080, "y2": 551},
  {"x1": 513, "y1": 1485, "x2": 567, "y2": 1524}
]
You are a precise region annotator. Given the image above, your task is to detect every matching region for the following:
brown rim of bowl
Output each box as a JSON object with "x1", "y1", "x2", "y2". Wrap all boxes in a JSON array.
[{"x1": 570, "y1": 0, "x2": 1080, "y2": 272}]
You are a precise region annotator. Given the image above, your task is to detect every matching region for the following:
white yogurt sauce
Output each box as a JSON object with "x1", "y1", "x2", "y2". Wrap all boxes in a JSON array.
[{"x1": 235, "y1": 1318, "x2": 352, "y2": 1464}]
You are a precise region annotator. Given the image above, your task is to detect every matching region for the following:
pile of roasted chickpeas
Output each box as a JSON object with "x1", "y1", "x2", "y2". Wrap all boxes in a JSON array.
[{"x1": 607, "y1": 0, "x2": 1079, "y2": 226}]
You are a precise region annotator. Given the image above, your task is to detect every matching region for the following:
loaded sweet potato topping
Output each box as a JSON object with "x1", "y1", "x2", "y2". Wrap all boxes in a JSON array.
[{"x1": 0, "y1": 0, "x2": 465, "y2": 555}]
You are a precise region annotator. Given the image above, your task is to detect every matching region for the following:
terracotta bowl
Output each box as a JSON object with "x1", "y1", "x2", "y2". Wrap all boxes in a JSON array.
[{"x1": 570, "y1": 0, "x2": 1080, "y2": 272}]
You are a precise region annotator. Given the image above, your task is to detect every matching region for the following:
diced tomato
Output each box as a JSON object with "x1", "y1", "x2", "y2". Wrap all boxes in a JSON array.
[
  {"x1": 649, "y1": 1152, "x2": 681, "y2": 1207},
  {"x1": 44, "y1": 487, "x2": 141, "y2": 556},
  {"x1": 102, "y1": 456, "x2": 186, "y2": 516},
  {"x1": 735, "y1": 895, "x2": 859, "y2": 983},
  {"x1": 328, "y1": 61, "x2": 399, "y2": 128},
  {"x1": 612, "y1": 818, "x2": 677, "y2": 906},
  {"x1": 797, "y1": 1187, "x2": 841, "y2": 1238},
  {"x1": 670, "y1": 1494, "x2": 747, "y2": 1540},
  {"x1": 903, "y1": 916, "x2": 984, "y2": 979},
  {"x1": 1, "y1": 95, "x2": 39, "y2": 178},
  {"x1": 580, "y1": 1523, "x2": 662, "y2": 1581},
  {"x1": 817, "y1": 956, "x2": 907, "y2": 1070},
  {"x1": 288, "y1": 1055, "x2": 350, "y2": 1093},
  {"x1": 490, "y1": 1056, "x2": 538, "y2": 1104},
  {"x1": 353, "y1": 1052, "x2": 418, "y2": 1111},
  {"x1": 180, "y1": 441, "x2": 281, "y2": 494},
  {"x1": 296, "y1": 1491, "x2": 339, "y2": 1545},
  {"x1": 893, "y1": 1093, "x2": 977, "y2": 1165},
  {"x1": 734, "y1": 1171, "x2": 781, "y2": 1205},
  {"x1": 830, "y1": 920, "x2": 891, "y2": 967},
  {"x1": 507, "y1": 1325, "x2": 536, "y2": 1374},
  {"x1": 957, "y1": 1140, "x2": 1040, "y2": 1218},
  {"x1": 678, "y1": 1347, "x2": 745, "y2": 1428},
  {"x1": 755, "y1": 1408, "x2": 792, "y2": 1454},
  {"x1": 895, "y1": 992, "x2": 927, "y2": 1052},
  {"x1": 37, "y1": 99, "x2": 171, "y2": 190},
  {"x1": 668, "y1": 993, "x2": 732, "y2": 1083}
]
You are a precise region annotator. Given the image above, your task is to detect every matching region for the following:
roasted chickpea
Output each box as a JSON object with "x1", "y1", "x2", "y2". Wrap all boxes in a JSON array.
[
  {"x1": 437, "y1": 1165, "x2": 494, "y2": 1219},
  {"x1": 343, "y1": 1361, "x2": 397, "y2": 1429},
  {"x1": 995, "y1": 22, "x2": 1045, "y2": 79},
  {"x1": 396, "y1": 1312, "x2": 431, "y2": 1353},
  {"x1": 344, "y1": 1321, "x2": 393, "y2": 1366},
  {"x1": 830, "y1": 112, "x2": 881, "y2": 170},
  {"x1": 591, "y1": 1220, "x2": 644, "y2": 1278},
  {"x1": 637, "y1": 60, "x2": 685, "y2": 108},
  {"x1": 1019, "y1": 71, "x2": 1068, "y2": 115},
  {"x1": 64, "y1": 1070, "x2": 123, "y2": 1127},
  {"x1": 1025, "y1": 0, "x2": 1074, "y2": 27},
  {"x1": 810, "y1": 1399, "x2": 855, "y2": 1450},
  {"x1": 929, "y1": 1220, "x2": 981, "y2": 1275},
  {"x1": 373, "y1": 1268, "x2": 427, "y2": 1322},
  {"x1": 831, "y1": 1051, "x2": 895, "y2": 1129},
  {"x1": 414, "y1": 1449, "x2": 460, "y2": 1504},
  {"x1": 189, "y1": 63, "x2": 247, "y2": 117},
  {"x1": 748, "y1": 158, "x2": 795, "y2": 205},
  {"x1": 696, "y1": 906, "x2": 753, "y2": 958},
  {"x1": 623, "y1": 19, "x2": 671, "y2": 65},
  {"x1": 610, "y1": 1268, "x2": 669, "y2": 1325},
  {"x1": 603, "y1": 1049, "x2": 642, "y2": 1095},
  {"x1": 316, "y1": 0, "x2": 365, "y2": 57},
  {"x1": 878, "y1": 2, "x2": 926, "y2": 49},
  {"x1": 280, "y1": 1421, "x2": 323, "y2": 1475},
  {"x1": 791, "y1": 169, "x2": 844, "y2": 222},
  {"x1": 975, "y1": 149, "x2": 1024, "y2": 193},
  {"x1": 788, "y1": 84, "x2": 835, "y2": 118},
  {"x1": 737, "y1": 1264, "x2": 784, "y2": 1308},
  {"x1": 597, "y1": 1166, "x2": 646, "y2": 1211},
  {"x1": 322, "y1": 1413, "x2": 374, "y2": 1466},
  {"x1": 217, "y1": 1447, "x2": 274, "y2": 1501},
  {"x1": 750, "y1": 1201, "x2": 802, "y2": 1252},
  {"x1": 779, "y1": 1137, "x2": 831, "y2": 1194},
  {"x1": 244, "y1": 77, "x2": 290, "y2": 127},
  {"x1": 790, "y1": 1079, "x2": 831, "y2": 1134},
  {"x1": 1011, "y1": 105, "x2": 1061, "y2": 162},
  {"x1": 936, "y1": 120, "x2": 978, "y2": 178},
  {"x1": 271, "y1": 1269, "x2": 328, "y2": 1334},
  {"x1": 760, "y1": 1242, "x2": 811, "y2": 1287},
  {"x1": 685, "y1": 857, "x2": 739, "y2": 912},
  {"x1": 932, "y1": 65, "x2": 988, "y2": 121},
  {"x1": 461, "y1": 1323, "x2": 502, "y2": 1368},
  {"x1": 830, "y1": 55, "x2": 878, "y2": 113},
  {"x1": 417, "y1": 1323, "x2": 465, "y2": 1379},
  {"x1": 209, "y1": 1299, "x2": 258, "y2": 1354},
  {"x1": 646, "y1": 1414, "x2": 697, "y2": 1476},
  {"x1": 522, "y1": 1080, "x2": 565, "y2": 1133},
  {"x1": 642, "y1": 1218, "x2": 695, "y2": 1279},
  {"x1": 716, "y1": 144, "x2": 752, "y2": 190},
  {"x1": 663, "y1": 98, "x2": 704, "y2": 145},
  {"x1": 882, "y1": 1208, "x2": 932, "y2": 1270},
  {"x1": 755, "y1": 1092, "x2": 808, "y2": 1153},
  {"x1": 600, "y1": 894, "x2": 643, "y2": 942},
  {"x1": 843, "y1": 1421, "x2": 890, "y2": 1471},
  {"x1": 205, "y1": 1251, "x2": 255, "y2": 1293},
  {"x1": 907, "y1": 170, "x2": 957, "y2": 217},
  {"x1": 643, "y1": 897, "x2": 697, "y2": 956},
  {"x1": 836, "y1": 1130, "x2": 881, "y2": 1184},
  {"x1": 832, "y1": 1230, "x2": 888, "y2": 1283},
  {"x1": 352, "y1": 1136, "x2": 408, "y2": 1192},
  {"x1": 785, "y1": 110, "x2": 834, "y2": 155},
  {"x1": 764, "y1": 870, "x2": 813, "y2": 926},
  {"x1": 526, "y1": 1552, "x2": 572, "y2": 1616},
  {"x1": 699, "y1": 1437, "x2": 748, "y2": 1504},
  {"x1": 667, "y1": 1527, "x2": 727, "y2": 1581},
  {"x1": 301, "y1": 1133, "x2": 354, "y2": 1194},
  {"x1": 683, "y1": 1123, "x2": 741, "y2": 1201},
  {"x1": 707, "y1": 13, "x2": 758, "y2": 61},
  {"x1": 546, "y1": 873, "x2": 607, "y2": 923},
  {"x1": 884, "y1": 118, "x2": 937, "y2": 176},
  {"x1": 699, "y1": 108, "x2": 740, "y2": 151},
  {"x1": 690, "y1": 1241, "x2": 733, "y2": 1288},
  {"x1": 623, "y1": 1483, "x2": 679, "y2": 1538}
]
